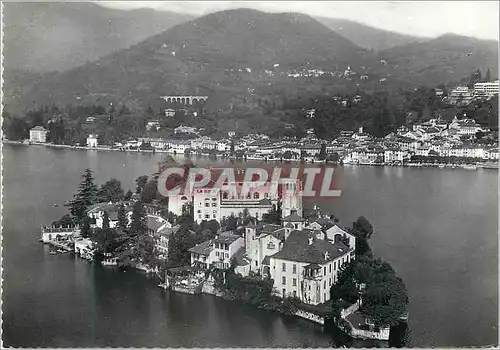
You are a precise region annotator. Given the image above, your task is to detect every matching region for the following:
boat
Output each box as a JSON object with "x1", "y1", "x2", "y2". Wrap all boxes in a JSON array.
[
  {"x1": 463, "y1": 165, "x2": 477, "y2": 170},
  {"x1": 49, "y1": 249, "x2": 57, "y2": 255},
  {"x1": 438, "y1": 164, "x2": 445, "y2": 169}
]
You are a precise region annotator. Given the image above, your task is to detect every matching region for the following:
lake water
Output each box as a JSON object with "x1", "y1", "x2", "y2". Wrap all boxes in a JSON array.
[{"x1": 2, "y1": 144, "x2": 498, "y2": 347}]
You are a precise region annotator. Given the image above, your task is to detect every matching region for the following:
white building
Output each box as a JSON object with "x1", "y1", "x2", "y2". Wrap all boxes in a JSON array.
[
  {"x1": 87, "y1": 134, "x2": 98, "y2": 148},
  {"x1": 473, "y1": 81, "x2": 499, "y2": 98},
  {"x1": 270, "y1": 230, "x2": 354, "y2": 304},
  {"x1": 86, "y1": 202, "x2": 133, "y2": 228},
  {"x1": 30, "y1": 126, "x2": 49, "y2": 143},
  {"x1": 165, "y1": 108, "x2": 176, "y2": 117},
  {"x1": 189, "y1": 231, "x2": 245, "y2": 269},
  {"x1": 168, "y1": 169, "x2": 303, "y2": 224},
  {"x1": 146, "y1": 215, "x2": 174, "y2": 260}
]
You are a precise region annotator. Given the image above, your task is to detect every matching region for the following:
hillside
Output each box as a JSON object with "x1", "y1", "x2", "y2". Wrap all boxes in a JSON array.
[
  {"x1": 10, "y1": 8, "x2": 376, "y2": 113},
  {"x1": 2, "y1": 2, "x2": 194, "y2": 72},
  {"x1": 378, "y1": 34, "x2": 498, "y2": 86},
  {"x1": 316, "y1": 17, "x2": 426, "y2": 51}
]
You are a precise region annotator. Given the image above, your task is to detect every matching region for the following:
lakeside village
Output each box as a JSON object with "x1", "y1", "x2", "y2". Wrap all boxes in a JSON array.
[
  {"x1": 18, "y1": 80, "x2": 499, "y2": 171},
  {"x1": 41, "y1": 163, "x2": 409, "y2": 344}
]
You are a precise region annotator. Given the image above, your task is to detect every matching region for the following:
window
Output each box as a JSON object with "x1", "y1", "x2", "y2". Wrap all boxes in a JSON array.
[
  {"x1": 264, "y1": 193, "x2": 269, "y2": 198},
  {"x1": 329, "y1": 278, "x2": 332, "y2": 286},
  {"x1": 205, "y1": 214, "x2": 209, "y2": 219},
  {"x1": 282, "y1": 263, "x2": 286, "y2": 272},
  {"x1": 268, "y1": 242, "x2": 275, "y2": 250},
  {"x1": 293, "y1": 290, "x2": 297, "y2": 298},
  {"x1": 246, "y1": 193, "x2": 251, "y2": 199},
  {"x1": 293, "y1": 264, "x2": 297, "y2": 274},
  {"x1": 282, "y1": 288, "x2": 286, "y2": 296},
  {"x1": 324, "y1": 280, "x2": 326, "y2": 289},
  {"x1": 213, "y1": 214, "x2": 216, "y2": 218},
  {"x1": 282, "y1": 276, "x2": 286, "y2": 285},
  {"x1": 216, "y1": 252, "x2": 219, "y2": 257},
  {"x1": 223, "y1": 192, "x2": 228, "y2": 199},
  {"x1": 197, "y1": 210, "x2": 201, "y2": 214},
  {"x1": 334, "y1": 261, "x2": 336, "y2": 270},
  {"x1": 324, "y1": 293, "x2": 326, "y2": 301},
  {"x1": 212, "y1": 203, "x2": 217, "y2": 207},
  {"x1": 253, "y1": 192, "x2": 259, "y2": 199},
  {"x1": 324, "y1": 266, "x2": 326, "y2": 275},
  {"x1": 212, "y1": 198, "x2": 217, "y2": 201},
  {"x1": 293, "y1": 278, "x2": 297, "y2": 286},
  {"x1": 255, "y1": 261, "x2": 258, "y2": 267},
  {"x1": 205, "y1": 203, "x2": 210, "y2": 207},
  {"x1": 225, "y1": 253, "x2": 229, "y2": 258},
  {"x1": 329, "y1": 264, "x2": 332, "y2": 273}
]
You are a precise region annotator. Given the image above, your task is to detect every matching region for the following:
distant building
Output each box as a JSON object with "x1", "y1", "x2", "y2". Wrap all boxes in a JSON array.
[
  {"x1": 87, "y1": 134, "x2": 98, "y2": 148},
  {"x1": 30, "y1": 126, "x2": 49, "y2": 143},
  {"x1": 146, "y1": 121, "x2": 161, "y2": 131},
  {"x1": 473, "y1": 81, "x2": 499, "y2": 98},
  {"x1": 447, "y1": 86, "x2": 473, "y2": 105},
  {"x1": 174, "y1": 125, "x2": 198, "y2": 135},
  {"x1": 165, "y1": 108, "x2": 176, "y2": 117}
]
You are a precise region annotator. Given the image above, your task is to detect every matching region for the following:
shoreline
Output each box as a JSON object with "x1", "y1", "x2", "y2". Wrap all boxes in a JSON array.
[{"x1": 3, "y1": 140, "x2": 497, "y2": 170}]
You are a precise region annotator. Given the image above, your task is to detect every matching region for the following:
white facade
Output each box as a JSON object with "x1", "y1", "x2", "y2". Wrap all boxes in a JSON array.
[
  {"x1": 189, "y1": 232, "x2": 245, "y2": 269},
  {"x1": 30, "y1": 126, "x2": 49, "y2": 143},
  {"x1": 87, "y1": 134, "x2": 98, "y2": 148},
  {"x1": 474, "y1": 81, "x2": 499, "y2": 97}
]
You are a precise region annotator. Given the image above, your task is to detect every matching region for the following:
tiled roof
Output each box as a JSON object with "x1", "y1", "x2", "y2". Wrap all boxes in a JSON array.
[
  {"x1": 282, "y1": 212, "x2": 305, "y2": 222},
  {"x1": 214, "y1": 231, "x2": 241, "y2": 245},
  {"x1": 271, "y1": 230, "x2": 351, "y2": 264},
  {"x1": 189, "y1": 240, "x2": 213, "y2": 255},
  {"x1": 31, "y1": 126, "x2": 48, "y2": 131},
  {"x1": 156, "y1": 224, "x2": 179, "y2": 238},
  {"x1": 146, "y1": 215, "x2": 168, "y2": 232}
]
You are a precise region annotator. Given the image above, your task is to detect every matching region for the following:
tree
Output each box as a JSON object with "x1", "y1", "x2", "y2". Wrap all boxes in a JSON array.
[
  {"x1": 52, "y1": 214, "x2": 74, "y2": 227},
  {"x1": 129, "y1": 201, "x2": 147, "y2": 237},
  {"x1": 135, "y1": 175, "x2": 148, "y2": 194},
  {"x1": 141, "y1": 177, "x2": 158, "y2": 203},
  {"x1": 98, "y1": 178, "x2": 124, "y2": 203},
  {"x1": 262, "y1": 203, "x2": 281, "y2": 224},
  {"x1": 102, "y1": 211, "x2": 110, "y2": 230},
  {"x1": 353, "y1": 216, "x2": 374, "y2": 239},
  {"x1": 81, "y1": 215, "x2": 92, "y2": 238},
  {"x1": 485, "y1": 68, "x2": 491, "y2": 82},
  {"x1": 200, "y1": 219, "x2": 220, "y2": 235},
  {"x1": 67, "y1": 169, "x2": 98, "y2": 222},
  {"x1": 318, "y1": 143, "x2": 327, "y2": 160},
  {"x1": 221, "y1": 214, "x2": 238, "y2": 231},
  {"x1": 117, "y1": 204, "x2": 128, "y2": 231},
  {"x1": 362, "y1": 275, "x2": 409, "y2": 327},
  {"x1": 124, "y1": 189, "x2": 133, "y2": 201}
]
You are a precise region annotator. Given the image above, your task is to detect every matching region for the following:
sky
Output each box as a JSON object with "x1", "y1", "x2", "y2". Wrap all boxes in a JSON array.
[{"x1": 98, "y1": 1, "x2": 500, "y2": 40}]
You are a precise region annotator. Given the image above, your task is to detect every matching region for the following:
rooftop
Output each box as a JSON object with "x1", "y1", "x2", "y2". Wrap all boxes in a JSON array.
[
  {"x1": 189, "y1": 239, "x2": 214, "y2": 256},
  {"x1": 271, "y1": 230, "x2": 351, "y2": 264},
  {"x1": 214, "y1": 231, "x2": 241, "y2": 245},
  {"x1": 282, "y1": 212, "x2": 305, "y2": 222}
]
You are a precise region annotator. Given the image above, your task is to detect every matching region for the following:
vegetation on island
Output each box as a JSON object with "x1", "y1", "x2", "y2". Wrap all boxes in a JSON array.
[{"x1": 328, "y1": 216, "x2": 409, "y2": 343}]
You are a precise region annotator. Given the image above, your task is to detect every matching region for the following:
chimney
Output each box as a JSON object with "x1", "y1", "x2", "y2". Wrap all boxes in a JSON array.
[
  {"x1": 308, "y1": 237, "x2": 313, "y2": 246},
  {"x1": 359, "y1": 126, "x2": 363, "y2": 134}
]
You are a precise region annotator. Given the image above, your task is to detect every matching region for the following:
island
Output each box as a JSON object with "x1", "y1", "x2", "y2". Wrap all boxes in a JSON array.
[{"x1": 41, "y1": 160, "x2": 410, "y2": 345}]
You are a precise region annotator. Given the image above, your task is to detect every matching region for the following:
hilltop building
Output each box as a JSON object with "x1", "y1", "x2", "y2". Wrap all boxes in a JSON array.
[{"x1": 473, "y1": 81, "x2": 499, "y2": 98}]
